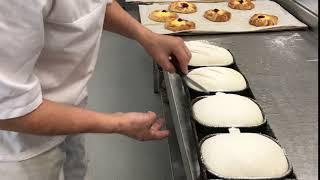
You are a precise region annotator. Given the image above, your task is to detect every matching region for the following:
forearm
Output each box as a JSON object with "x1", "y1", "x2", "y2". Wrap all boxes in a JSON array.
[
  {"x1": 0, "y1": 99, "x2": 117, "y2": 135},
  {"x1": 103, "y1": 1, "x2": 151, "y2": 44}
]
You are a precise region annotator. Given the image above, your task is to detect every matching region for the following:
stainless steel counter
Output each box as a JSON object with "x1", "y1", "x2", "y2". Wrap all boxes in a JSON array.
[
  {"x1": 294, "y1": 0, "x2": 318, "y2": 14},
  {"x1": 161, "y1": 2, "x2": 318, "y2": 180},
  {"x1": 124, "y1": 1, "x2": 318, "y2": 179},
  {"x1": 164, "y1": 29, "x2": 318, "y2": 180}
]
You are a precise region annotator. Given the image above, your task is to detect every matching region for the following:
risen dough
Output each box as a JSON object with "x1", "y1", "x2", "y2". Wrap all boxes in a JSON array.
[
  {"x1": 185, "y1": 41, "x2": 234, "y2": 66},
  {"x1": 201, "y1": 133, "x2": 289, "y2": 178},
  {"x1": 186, "y1": 67, "x2": 247, "y2": 92},
  {"x1": 192, "y1": 93, "x2": 263, "y2": 127}
]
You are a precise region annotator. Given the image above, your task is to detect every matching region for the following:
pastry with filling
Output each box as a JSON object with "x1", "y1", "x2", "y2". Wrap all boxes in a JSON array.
[
  {"x1": 148, "y1": 10, "x2": 179, "y2": 22},
  {"x1": 164, "y1": 18, "x2": 196, "y2": 32},
  {"x1": 204, "y1": 9, "x2": 231, "y2": 22},
  {"x1": 192, "y1": 93, "x2": 264, "y2": 127},
  {"x1": 201, "y1": 133, "x2": 290, "y2": 178},
  {"x1": 168, "y1": 1, "x2": 197, "y2": 14},
  {"x1": 228, "y1": 0, "x2": 255, "y2": 10},
  {"x1": 249, "y1": 14, "x2": 278, "y2": 27},
  {"x1": 185, "y1": 41, "x2": 233, "y2": 66},
  {"x1": 186, "y1": 67, "x2": 247, "y2": 92}
]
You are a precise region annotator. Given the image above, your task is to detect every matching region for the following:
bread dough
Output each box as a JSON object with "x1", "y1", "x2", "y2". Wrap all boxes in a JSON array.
[
  {"x1": 192, "y1": 93, "x2": 264, "y2": 127},
  {"x1": 186, "y1": 67, "x2": 247, "y2": 92},
  {"x1": 201, "y1": 133, "x2": 289, "y2": 178},
  {"x1": 185, "y1": 41, "x2": 233, "y2": 66}
]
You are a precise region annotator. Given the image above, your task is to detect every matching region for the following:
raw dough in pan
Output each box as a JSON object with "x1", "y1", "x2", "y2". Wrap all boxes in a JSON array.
[
  {"x1": 186, "y1": 67, "x2": 247, "y2": 92},
  {"x1": 201, "y1": 133, "x2": 289, "y2": 178},
  {"x1": 185, "y1": 41, "x2": 233, "y2": 66},
  {"x1": 192, "y1": 93, "x2": 264, "y2": 127}
]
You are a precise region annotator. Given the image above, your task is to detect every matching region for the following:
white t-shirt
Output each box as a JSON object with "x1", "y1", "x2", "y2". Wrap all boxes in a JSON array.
[{"x1": 0, "y1": 0, "x2": 112, "y2": 161}]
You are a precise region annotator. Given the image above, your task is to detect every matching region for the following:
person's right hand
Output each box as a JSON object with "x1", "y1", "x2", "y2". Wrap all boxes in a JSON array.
[{"x1": 113, "y1": 111, "x2": 170, "y2": 141}]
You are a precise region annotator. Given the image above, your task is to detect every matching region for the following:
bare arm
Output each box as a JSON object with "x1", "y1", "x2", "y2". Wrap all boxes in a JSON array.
[
  {"x1": 0, "y1": 100, "x2": 169, "y2": 141},
  {"x1": 0, "y1": 100, "x2": 114, "y2": 135},
  {"x1": 103, "y1": 1, "x2": 149, "y2": 43},
  {"x1": 103, "y1": 1, "x2": 191, "y2": 74}
]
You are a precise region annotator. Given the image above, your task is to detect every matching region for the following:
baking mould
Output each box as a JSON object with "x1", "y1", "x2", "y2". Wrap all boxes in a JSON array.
[{"x1": 199, "y1": 132, "x2": 293, "y2": 179}]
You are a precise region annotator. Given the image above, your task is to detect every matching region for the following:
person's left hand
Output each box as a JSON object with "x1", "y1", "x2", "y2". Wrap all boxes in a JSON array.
[{"x1": 139, "y1": 32, "x2": 192, "y2": 74}]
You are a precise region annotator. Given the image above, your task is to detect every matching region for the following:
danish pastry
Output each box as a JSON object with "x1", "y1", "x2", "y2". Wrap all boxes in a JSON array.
[
  {"x1": 148, "y1": 10, "x2": 178, "y2": 22},
  {"x1": 164, "y1": 18, "x2": 196, "y2": 32},
  {"x1": 204, "y1": 9, "x2": 231, "y2": 22},
  {"x1": 249, "y1": 14, "x2": 278, "y2": 27},
  {"x1": 228, "y1": 0, "x2": 255, "y2": 10},
  {"x1": 168, "y1": 1, "x2": 197, "y2": 14}
]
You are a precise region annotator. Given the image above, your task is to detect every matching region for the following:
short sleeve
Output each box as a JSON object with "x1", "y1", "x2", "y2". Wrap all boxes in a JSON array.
[{"x1": 0, "y1": 1, "x2": 45, "y2": 119}]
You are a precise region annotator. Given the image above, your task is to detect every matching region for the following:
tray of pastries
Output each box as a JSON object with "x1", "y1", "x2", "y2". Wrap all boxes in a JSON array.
[{"x1": 139, "y1": 0, "x2": 307, "y2": 34}]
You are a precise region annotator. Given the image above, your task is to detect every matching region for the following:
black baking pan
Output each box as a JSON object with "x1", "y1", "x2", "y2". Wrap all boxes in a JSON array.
[
  {"x1": 186, "y1": 68, "x2": 253, "y2": 99},
  {"x1": 190, "y1": 95, "x2": 268, "y2": 134},
  {"x1": 198, "y1": 132, "x2": 293, "y2": 180},
  {"x1": 176, "y1": 47, "x2": 297, "y2": 179},
  {"x1": 185, "y1": 83, "x2": 297, "y2": 180}
]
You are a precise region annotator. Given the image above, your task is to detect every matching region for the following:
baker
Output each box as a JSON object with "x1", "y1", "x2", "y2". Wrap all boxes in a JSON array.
[{"x1": 0, "y1": 1, "x2": 191, "y2": 179}]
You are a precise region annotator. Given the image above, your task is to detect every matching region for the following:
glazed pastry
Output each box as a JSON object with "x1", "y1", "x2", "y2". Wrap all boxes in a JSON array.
[
  {"x1": 168, "y1": 1, "x2": 197, "y2": 14},
  {"x1": 249, "y1": 14, "x2": 278, "y2": 27},
  {"x1": 148, "y1": 10, "x2": 178, "y2": 22},
  {"x1": 164, "y1": 18, "x2": 196, "y2": 32},
  {"x1": 228, "y1": 0, "x2": 255, "y2": 10},
  {"x1": 204, "y1": 9, "x2": 231, "y2": 22}
]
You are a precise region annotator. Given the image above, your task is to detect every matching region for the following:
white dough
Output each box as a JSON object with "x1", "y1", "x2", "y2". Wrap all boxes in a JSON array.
[
  {"x1": 192, "y1": 93, "x2": 264, "y2": 127},
  {"x1": 185, "y1": 41, "x2": 234, "y2": 66},
  {"x1": 186, "y1": 67, "x2": 247, "y2": 92},
  {"x1": 201, "y1": 133, "x2": 289, "y2": 178}
]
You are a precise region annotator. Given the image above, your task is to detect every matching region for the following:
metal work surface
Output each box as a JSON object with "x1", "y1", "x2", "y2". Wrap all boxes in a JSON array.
[
  {"x1": 123, "y1": 1, "x2": 318, "y2": 180},
  {"x1": 164, "y1": 29, "x2": 318, "y2": 180},
  {"x1": 160, "y1": 1, "x2": 318, "y2": 179},
  {"x1": 294, "y1": 0, "x2": 319, "y2": 14}
]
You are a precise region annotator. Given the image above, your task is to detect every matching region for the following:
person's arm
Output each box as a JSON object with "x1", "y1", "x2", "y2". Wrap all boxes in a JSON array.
[
  {"x1": 0, "y1": 99, "x2": 168, "y2": 141},
  {"x1": 103, "y1": 1, "x2": 191, "y2": 74},
  {"x1": 0, "y1": 1, "x2": 168, "y2": 141}
]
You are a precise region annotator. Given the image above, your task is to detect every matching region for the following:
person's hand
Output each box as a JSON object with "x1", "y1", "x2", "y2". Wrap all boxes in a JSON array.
[
  {"x1": 112, "y1": 111, "x2": 169, "y2": 141},
  {"x1": 140, "y1": 32, "x2": 192, "y2": 74}
]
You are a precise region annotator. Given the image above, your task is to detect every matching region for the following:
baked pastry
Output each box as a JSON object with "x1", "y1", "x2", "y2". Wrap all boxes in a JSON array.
[
  {"x1": 192, "y1": 93, "x2": 264, "y2": 127},
  {"x1": 168, "y1": 1, "x2": 197, "y2": 14},
  {"x1": 201, "y1": 133, "x2": 290, "y2": 178},
  {"x1": 228, "y1": 0, "x2": 255, "y2": 10},
  {"x1": 164, "y1": 18, "x2": 196, "y2": 32},
  {"x1": 186, "y1": 67, "x2": 247, "y2": 92},
  {"x1": 148, "y1": 10, "x2": 178, "y2": 22},
  {"x1": 185, "y1": 41, "x2": 234, "y2": 66},
  {"x1": 249, "y1": 14, "x2": 279, "y2": 27},
  {"x1": 204, "y1": 9, "x2": 231, "y2": 22}
]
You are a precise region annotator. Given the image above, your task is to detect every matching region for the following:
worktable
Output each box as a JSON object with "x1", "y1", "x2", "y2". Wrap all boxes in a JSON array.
[{"x1": 123, "y1": 1, "x2": 318, "y2": 179}]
